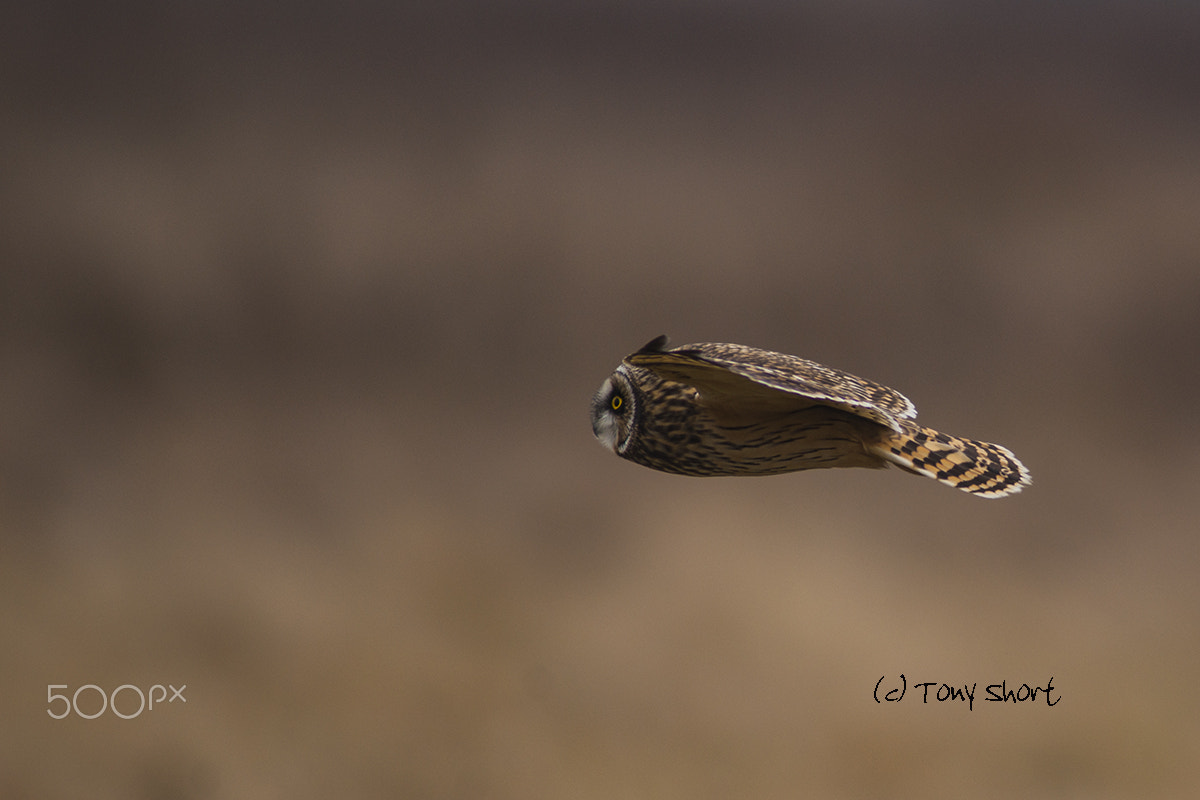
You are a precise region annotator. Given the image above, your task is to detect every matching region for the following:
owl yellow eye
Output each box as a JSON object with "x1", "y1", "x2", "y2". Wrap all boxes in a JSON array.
[{"x1": 611, "y1": 395, "x2": 623, "y2": 411}]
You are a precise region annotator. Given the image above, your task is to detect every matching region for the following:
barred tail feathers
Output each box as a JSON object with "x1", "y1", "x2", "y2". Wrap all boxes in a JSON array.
[{"x1": 872, "y1": 423, "x2": 1031, "y2": 498}]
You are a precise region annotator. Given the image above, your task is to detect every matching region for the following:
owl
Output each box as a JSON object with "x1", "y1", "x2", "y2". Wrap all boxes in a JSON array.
[{"x1": 591, "y1": 336, "x2": 1030, "y2": 497}]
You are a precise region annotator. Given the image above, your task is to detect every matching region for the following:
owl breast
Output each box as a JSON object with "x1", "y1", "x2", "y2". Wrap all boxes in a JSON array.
[{"x1": 619, "y1": 368, "x2": 887, "y2": 477}]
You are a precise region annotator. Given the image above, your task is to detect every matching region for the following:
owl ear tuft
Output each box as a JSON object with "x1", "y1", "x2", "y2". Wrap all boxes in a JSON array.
[{"x1": 638, "y1": 335, "x2": 670, "y2": 353}]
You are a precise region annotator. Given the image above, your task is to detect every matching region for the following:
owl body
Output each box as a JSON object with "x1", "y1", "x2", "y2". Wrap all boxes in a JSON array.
[{"x1": 591, "y1": 336, "x2": 1030, "y2": 498}]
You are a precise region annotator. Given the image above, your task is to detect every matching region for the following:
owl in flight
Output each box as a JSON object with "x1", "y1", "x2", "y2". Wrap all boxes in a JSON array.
[{"x1": 591, "y1": 336, "x2": 1030, "y2": 497}]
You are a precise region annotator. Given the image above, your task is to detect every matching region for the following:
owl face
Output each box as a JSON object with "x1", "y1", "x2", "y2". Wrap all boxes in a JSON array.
[
  {"x1": 590, "y1": 368, "x2": 640, "y2": 456},
  {"x1": 591, "y1": 363, "x2": 715, "y2": 475}
]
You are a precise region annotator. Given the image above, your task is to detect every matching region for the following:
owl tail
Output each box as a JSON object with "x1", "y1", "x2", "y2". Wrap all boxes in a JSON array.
[{"x1": 872, "y1": 422, "x2": 1031, "y2": 498}]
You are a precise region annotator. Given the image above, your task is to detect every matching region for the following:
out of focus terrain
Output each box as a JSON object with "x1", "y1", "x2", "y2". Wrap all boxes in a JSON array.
[{"x1": 2, "y1": 3, "x2": 1199, "y2": 798}]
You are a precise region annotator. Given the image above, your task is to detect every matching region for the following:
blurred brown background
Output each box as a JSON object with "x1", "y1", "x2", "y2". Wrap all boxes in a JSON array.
[{"x1": 2, "y1": 2, "x2": 1199, "y2": 798}]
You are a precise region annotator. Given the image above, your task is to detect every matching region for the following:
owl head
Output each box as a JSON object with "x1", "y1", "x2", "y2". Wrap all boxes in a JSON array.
[{"x1": 590, "y1": 367, "x2": 641, "y2": 456}]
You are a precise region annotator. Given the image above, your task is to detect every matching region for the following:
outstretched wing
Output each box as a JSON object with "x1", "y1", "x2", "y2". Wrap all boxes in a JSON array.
[{"x1": 625, "y1": 335, "x2": 915, "y2": 432}]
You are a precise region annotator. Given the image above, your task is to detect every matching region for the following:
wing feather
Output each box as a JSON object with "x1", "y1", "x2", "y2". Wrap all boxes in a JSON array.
[{"x1": 625, "y1": 336, "x2": 915, "y2": 432}]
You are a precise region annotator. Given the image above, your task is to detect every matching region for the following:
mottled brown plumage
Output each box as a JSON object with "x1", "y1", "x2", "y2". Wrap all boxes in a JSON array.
[{"x1": 590, "y1": 336, "x2": 1030, "y2": 497}]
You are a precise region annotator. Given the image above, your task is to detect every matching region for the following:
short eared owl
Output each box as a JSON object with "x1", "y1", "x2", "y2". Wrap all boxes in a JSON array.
[{"x1": 591, "y1": 336, "x2": 1030, "y2": 498}]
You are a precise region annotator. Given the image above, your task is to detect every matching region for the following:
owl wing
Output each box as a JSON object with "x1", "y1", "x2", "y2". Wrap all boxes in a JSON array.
[{"x1": 625, "y1": 335, "x2": 915, "y2": 432}]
